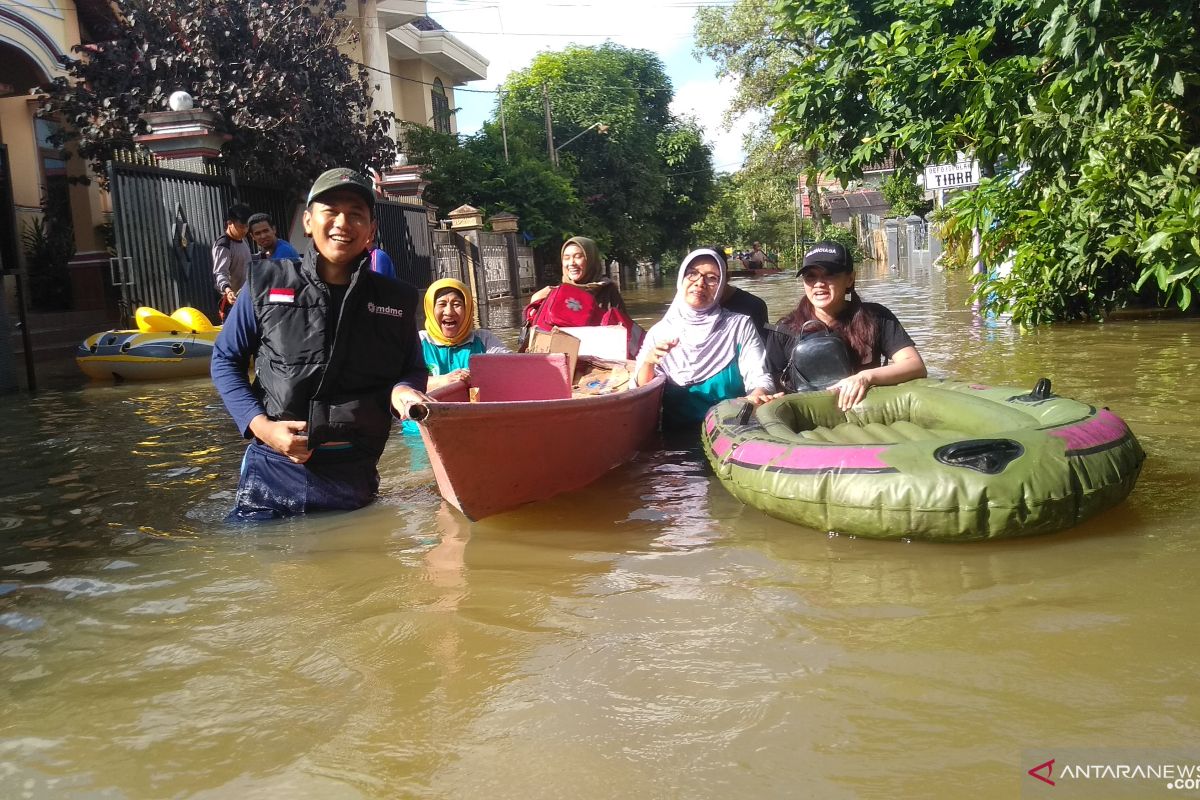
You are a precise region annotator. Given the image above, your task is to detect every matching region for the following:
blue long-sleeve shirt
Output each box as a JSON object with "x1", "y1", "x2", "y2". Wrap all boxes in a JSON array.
[
  {"x1": 210, "y1": 287, "x2": 266, "y2": 437},
  {"x1": 211, "y1": 275, "x2": 427, "y2": 439}
]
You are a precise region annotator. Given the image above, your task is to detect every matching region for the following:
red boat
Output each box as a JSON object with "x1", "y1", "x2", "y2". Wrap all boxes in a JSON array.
[{"x1": 408, "y1": 354, "x2": 665, "y2": 520}]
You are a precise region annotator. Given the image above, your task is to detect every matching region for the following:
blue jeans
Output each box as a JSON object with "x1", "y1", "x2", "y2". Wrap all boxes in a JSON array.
[{"x1": 229, "y1": 442, "x2": 380, "y2": 521}]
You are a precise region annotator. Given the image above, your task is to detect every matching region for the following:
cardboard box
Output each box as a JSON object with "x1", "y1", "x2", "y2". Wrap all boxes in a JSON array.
[
  {"x1": 557, "y1": 325, "x2": 628, "y2": 361},
  {"x1": 527, "y1": 327, "x2": 581, "y2": 377}
]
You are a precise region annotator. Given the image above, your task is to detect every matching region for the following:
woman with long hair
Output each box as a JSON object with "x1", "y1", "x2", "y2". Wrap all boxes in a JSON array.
[{"x1": 768, "y1": 241, "x2": 926, "y2": 411}]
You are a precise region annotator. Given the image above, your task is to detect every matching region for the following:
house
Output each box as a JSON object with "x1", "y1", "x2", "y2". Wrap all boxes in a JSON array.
[
  {"x1": 349, "y1": 1, "x2": 487, "y2": 135},
  {"x1": 1, "y1": 0, "x2": 485, "y2": 330}
]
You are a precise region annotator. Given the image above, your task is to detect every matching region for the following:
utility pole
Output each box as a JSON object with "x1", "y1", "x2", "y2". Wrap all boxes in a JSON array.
[
  {"x1": 793, "y1": 175, "x2": 800, "y2": 271},
  {"x1": 542, "y1": 83, "x2": 557, "y2": 168},
  {"x1": 498, "y1": 89, "x2": 510, "y2": 164}
]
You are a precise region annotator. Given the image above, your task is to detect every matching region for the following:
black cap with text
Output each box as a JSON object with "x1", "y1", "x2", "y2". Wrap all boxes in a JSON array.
[{"x1": 800, "y1": 241, "x2": 853, "y2": 274}]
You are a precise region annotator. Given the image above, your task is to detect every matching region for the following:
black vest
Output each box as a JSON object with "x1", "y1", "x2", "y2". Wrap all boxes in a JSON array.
[{"x1": 248, "y1": 248, "x2": 421, "y2": 458}]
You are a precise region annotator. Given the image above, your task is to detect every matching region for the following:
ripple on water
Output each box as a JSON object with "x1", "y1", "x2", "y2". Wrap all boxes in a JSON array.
[{"x1": 38, "y1": 576, "x2": 174, "y2": 598}]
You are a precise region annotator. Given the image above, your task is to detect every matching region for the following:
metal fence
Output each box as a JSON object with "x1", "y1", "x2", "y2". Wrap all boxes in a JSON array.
[
  {"x1": 375, "y1": 199, "x2": 434, "y2": 289},
  {"x1": 432, "y1": 229, "x2": 465, "y2": 283},
  {"x1": 479, "y1": 232, "x2": 511, "y2": 299},
  {"x1": 107, "y1": 158, "x2": 294, "y2": 320},
  {"x1": 516, "y1": 244, "x2": 537, "y2": 295}
]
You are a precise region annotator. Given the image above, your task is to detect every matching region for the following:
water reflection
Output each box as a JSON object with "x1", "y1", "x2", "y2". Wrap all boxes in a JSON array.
[{"x1": 1, "y1": 268, "x2": 1199, "y2": 798}]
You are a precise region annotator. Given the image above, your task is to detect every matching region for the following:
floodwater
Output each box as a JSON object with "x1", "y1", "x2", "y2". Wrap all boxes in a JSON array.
[{"x1": 1, "y1": 262, "x2": 1198, "y2": 799}]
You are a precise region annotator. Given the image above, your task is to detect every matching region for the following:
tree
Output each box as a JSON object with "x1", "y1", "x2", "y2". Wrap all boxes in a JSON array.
[
  {"x1": 771, "y1": 0, "x2": 1200, "y2": 324},
  {"x1": 694, "y1": 0, "x2": 835, "y2": 265},
  {"x1": 42, "y1": 0, "x2": 396, "y2": 191},
  {"x1": 500, "y1": 44, "x2": 715, "y2": 264},
  {"x1": 879, "y1": 169, "x2": 926, "y2": 218},
  {"x1": 401, "y1": 119, "x2": 583, "y2": 249}
]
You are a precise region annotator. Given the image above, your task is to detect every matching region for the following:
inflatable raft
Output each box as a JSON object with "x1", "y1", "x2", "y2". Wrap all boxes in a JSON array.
[
  {"x1": 76, "y1": 307, "x2": 219, "y2": 381},
  {"x1": 702, "y1": 378, "x2": 1144, "y2": 541}
]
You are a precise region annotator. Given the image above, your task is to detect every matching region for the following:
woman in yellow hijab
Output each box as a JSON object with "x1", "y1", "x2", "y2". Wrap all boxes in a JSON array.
[{"x1": 420, "y1": 278, "x2": 511, "y2": 390}]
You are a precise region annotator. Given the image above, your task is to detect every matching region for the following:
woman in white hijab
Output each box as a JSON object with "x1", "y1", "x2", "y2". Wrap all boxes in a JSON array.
[{"x1": 634, "y1": 247, "x2": 778, "y2": 429}]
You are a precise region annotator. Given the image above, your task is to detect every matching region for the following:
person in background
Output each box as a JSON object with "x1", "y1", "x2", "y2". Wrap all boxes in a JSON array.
[
  {"x1": 420, "y1": 278, "x2": 510, "y2": 391},
  {"x1": 748, "y1": 241, "x2": 768, "y2": 267},
  {"x1": 212, "y1": 203, "x2": 252, "y2": 320},
  {"x1": 369, "y1": 244, "x2": 397, "y2": 280},
  {"x1": 716, "y1": 243, "x2": 769, "y2": 341},
  {"x1": 521, "y1": 236, "x2": 640, "y2": 356},
  {"x1": 766, "y1": 241, "x2": 926, "y2": 411},
  {"x1": 527, "y1": 236, "x2": 625, "y2": 311},
  {"x1": 247, "y1": 212, "x2": 300, "y2": 262},
  {"x1": 210, "y1": 168, "x2": 428, "y2": 520},
  {"x1": 634, "y1": 247, "x2": 778, "y2": 429}
]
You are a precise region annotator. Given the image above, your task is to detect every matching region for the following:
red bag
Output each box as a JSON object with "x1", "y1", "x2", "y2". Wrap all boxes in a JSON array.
[
  {"x1": 524, "y1": 284, "x2": 645, "y2": 359},
  {"x1": 527, "y1": 284, "x2": 601, "y2": 330}
]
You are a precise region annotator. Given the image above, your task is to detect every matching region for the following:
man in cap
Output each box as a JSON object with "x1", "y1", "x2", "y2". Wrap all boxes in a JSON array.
[{"x1": 211, "y1": 168, "x2": 429, "y2": 520}]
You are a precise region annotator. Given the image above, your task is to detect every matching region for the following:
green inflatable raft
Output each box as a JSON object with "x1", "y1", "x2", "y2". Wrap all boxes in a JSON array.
[{"x1": 702, "y1": 378, "x2": 1144, "y2": 541}]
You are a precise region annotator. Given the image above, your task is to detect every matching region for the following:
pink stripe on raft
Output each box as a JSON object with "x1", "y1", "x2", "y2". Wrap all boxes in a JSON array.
[
  {"x1": 732, "y1": 440, "x2": 890, "y2": 470},
  {"x1": 711, "y1": 436, "x2": 734, "y2": 458},
  {"x1": 1048, "y1": 409, "x2": 1129, "y2": 452},
  {"x1": 704, "y1": 414, "x2": 717, "y2": 436}
]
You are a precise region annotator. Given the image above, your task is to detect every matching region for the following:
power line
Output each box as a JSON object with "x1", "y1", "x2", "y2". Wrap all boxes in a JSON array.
[{"x1": 358, "y1": 61, "x2": 684, "y2": 96}]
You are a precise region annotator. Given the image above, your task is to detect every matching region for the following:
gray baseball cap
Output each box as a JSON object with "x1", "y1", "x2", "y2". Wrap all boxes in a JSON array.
[{"x1": 306, "y1": 168, "x2": 376, "y2": 209}]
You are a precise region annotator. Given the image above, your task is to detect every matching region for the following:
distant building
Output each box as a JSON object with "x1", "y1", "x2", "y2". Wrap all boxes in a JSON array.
[
  {"x1": 348, "y1": 1, "x2": 487, "y2": 135},
  {"x1": 823, "y1": 190, "x2": 892, "y2": 226}
]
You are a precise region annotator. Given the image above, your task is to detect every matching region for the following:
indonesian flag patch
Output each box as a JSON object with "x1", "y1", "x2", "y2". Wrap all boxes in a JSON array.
[{"x1": 268, "y1": 288, "x2": 295, "y2": 304}]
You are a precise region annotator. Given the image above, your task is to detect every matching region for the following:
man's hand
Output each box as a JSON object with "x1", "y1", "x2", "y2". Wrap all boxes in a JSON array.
[
  {"x1": 223, "y1": 287, "x2": 237, "y2": 306},
  {"x1": 248, "y1": 415, "x2": 311, "y2": 463},
  {"x1": 391, "y1": 385, "x2": 432, "y2": 420}
]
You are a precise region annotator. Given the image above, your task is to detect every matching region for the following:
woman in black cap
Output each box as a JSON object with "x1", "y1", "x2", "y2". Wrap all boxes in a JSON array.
[{"x1": 766, "y1": 240, "x2": 926, "y2": 411}]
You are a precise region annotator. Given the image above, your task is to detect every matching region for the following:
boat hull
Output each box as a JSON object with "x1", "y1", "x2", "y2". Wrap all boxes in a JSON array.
[
  {"x1": 702, "y1": 378, "x2": 1145, "y2": 541},
  {"x1": 413, "y1": 376, "x2": 665, "y2": 520}
]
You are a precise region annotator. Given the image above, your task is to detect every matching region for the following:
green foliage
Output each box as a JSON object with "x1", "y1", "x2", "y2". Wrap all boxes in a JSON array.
[
  {"x1": 500, "y1": 44, "x2": 715, "y2": 263},
  {"x1": 818, "y1": 224, "x2": 862, "y2": 264},
  {"x1": 42, "y1": 0, "x2": 396, "y2": 191},
  {"x1": 771, "y1": 0, "x2": 1200, "y2": 324},
  {"x1": 879, "y1": 169, "x2": 926, "y2": 217},
  {"x1": 401, "y1": 120, "x2": 582, "y2": 248},
  {"x1": 21, "y1": 214, "x2": 74, "y2": 311},
  {"x1": 691, "y1": 167, "x2": 799, "y2": 261}
]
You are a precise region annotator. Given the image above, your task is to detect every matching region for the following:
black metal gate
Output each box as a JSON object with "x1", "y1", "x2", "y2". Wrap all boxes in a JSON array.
[
  {"x1": 375, "y1": 199, "x2": 433, "y2": 289},
  {"x1": 107, "y1": 158, "x2": 295, "y2": 320}
]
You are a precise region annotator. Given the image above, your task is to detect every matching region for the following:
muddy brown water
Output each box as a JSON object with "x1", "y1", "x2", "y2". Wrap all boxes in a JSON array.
[{"x1": 1, "y1": 262, "x2": 1197, "y2": 799}]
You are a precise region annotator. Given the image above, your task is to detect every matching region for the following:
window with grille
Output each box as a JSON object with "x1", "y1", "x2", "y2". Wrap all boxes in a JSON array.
[{"x1": 431, "y1": 79, "x2": 451, "y2": 134}]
